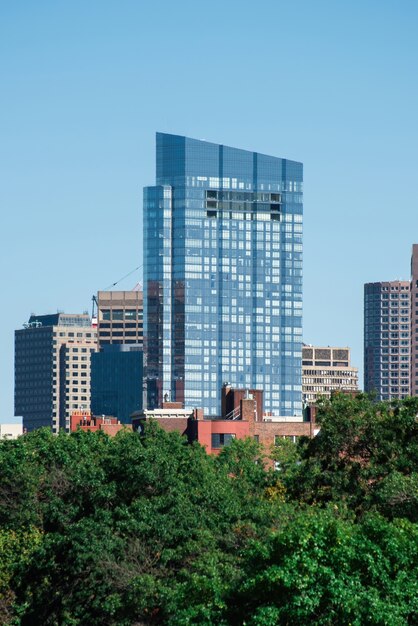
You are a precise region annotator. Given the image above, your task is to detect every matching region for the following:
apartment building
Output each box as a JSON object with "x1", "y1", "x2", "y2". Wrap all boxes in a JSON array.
[{"x1": 364, "y1": 281, "x2": 410, "y2": 400}]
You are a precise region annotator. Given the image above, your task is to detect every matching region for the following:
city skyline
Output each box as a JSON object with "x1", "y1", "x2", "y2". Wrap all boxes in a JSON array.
[{"x1": 2, "y1": 1, "x2": 418, "y2": 421}]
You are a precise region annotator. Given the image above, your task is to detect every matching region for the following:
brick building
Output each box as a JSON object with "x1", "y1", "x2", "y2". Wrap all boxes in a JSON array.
[
  {"x1": 70, "y1": 410, "x2": 131, "y2": 436},
  {"x1": 132, "y1": 386, "x2": 318, "y2": 459}
]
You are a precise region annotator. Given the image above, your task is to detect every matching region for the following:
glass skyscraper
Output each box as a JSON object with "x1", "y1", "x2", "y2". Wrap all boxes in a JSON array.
[
  {"x1": 91, "y1": 345, "x2": 143, "y2": 423},
  {"x1": 143, "y1": 133, "x2": 303, "y2": 417}
]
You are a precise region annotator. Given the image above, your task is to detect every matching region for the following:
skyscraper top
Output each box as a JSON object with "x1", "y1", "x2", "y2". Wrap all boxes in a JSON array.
[
  {"x1": 26, "y1": 313, "x2": 91, "y2": 328},
  {"x1": 156, "y1": 132, "x2": 303, "y2": 190}
]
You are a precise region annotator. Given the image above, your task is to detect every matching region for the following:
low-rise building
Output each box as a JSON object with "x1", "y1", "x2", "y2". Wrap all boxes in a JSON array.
[
  {"x1": 132, "y1": 386, "x2": 318, "y2": 462},
  {"x1": 0, "y1": 423, "x2": 23, "y2": 439},
  {"x1": 70, "y1": 410, "x2": 131, "y2": 436}
]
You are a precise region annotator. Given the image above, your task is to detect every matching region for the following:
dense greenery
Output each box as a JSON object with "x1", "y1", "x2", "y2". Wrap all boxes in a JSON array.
[{"x1": 0, "y1": 394, "x2": 417, "y2": 625}]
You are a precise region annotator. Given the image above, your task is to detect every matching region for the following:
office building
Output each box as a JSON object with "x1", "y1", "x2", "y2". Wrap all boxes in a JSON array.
[
  {"x1": 144, "y1": 132, "x2": 303, "y2": 416},
  {"x1": 410, "y1": 245, "x2": 418, "y2": 396},
  {"x1": 302, "y1": 344, "x2": 359, "y2": 404},
  {"x1": 91, "y1": 290, "x2": 144, "y2": 422},
  {"x1": 364, "y1": 281, "x2": 410, "y2": 400},
  {"x1": 96, "y1": 290, "x2": 143, "y2": 349},
  {"x1": 91, "y1": 345, "x2": 143, "y2": 423},
  {"x1": 15, "y1": 313, "x2": 97, "y2": 432}
]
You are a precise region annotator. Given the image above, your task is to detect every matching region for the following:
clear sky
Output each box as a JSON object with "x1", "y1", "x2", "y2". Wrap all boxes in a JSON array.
[{"x1": 1, "y1": 0, "x2": 418, "y2": 421}]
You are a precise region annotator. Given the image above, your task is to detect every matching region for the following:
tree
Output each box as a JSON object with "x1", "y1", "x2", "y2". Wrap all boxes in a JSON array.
[
  {"x1": 1, "y1": 403, "x2": 417, "y2": 625},
  {"x1": 226, "y1": 508, "x2": 418, "y2": 626},
  {"x1": 281, "y1": 393, "x2": 418, "y2": 519}
]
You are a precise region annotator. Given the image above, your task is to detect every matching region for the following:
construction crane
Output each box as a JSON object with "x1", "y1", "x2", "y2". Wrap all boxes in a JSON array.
[{"x1": 91, "y1": 265, "x2": 142, "y2": 324}]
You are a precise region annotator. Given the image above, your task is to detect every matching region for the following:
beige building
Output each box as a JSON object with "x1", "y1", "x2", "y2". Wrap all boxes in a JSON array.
[
  {"x1": 15, "y1": 313, "x2": 97, "y2": 433},
  {"x1": 302, "y1": 345, "x2": 359, "y2": 405},
  {"x1": 0, "y1": 423, "x2": 23, "y2": 439},
  {"x1": 96, "y1": 290, "x2": 143, "y2": 350}
]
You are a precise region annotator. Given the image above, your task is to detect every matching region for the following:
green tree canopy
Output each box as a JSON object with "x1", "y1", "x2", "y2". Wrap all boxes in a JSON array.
[{"x1": 0, "y1": 395, "x2": 417, "y2": 625}]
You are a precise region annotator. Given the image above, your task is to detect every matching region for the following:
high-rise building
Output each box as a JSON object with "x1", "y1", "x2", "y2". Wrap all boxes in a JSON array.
[
  {"x1": 91, "y1": 290, "x2": 144, "y2": 422},
  {"x1": 144, "y1": 132, "x2": 303, "y2": 416},
  {"x1": 91, "y1": 345, "x2": 143, "y2": 423},
  {"x1": 364, "y1": 281, "x2": 410, "y2": 400},
  {"x1": 302, "y1": 344, "x2": 359, "y2": 404},
  {"x1": 96, "y1": 290, "x2": 143, "y2": 349},
  {"x1": 15, "y1": 313, "x2": 97, "y2": 432},
  {"x1": 410, "y1": 245, "x2": 418, "y2": 396}
]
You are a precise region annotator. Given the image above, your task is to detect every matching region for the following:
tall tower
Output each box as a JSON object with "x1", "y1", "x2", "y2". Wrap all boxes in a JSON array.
[
  {"x1": 15, "y1": 313, "x2": 97, "y2": 432},
  {"x1": 364, "y1": 281, "x2": 410, "y2": 400},
  {"x1": 143, "y1": 133, "x2": 303, "y2": 417},
  {"x1": 410, "y1": 245, "x2": 418, "y2": 396}
]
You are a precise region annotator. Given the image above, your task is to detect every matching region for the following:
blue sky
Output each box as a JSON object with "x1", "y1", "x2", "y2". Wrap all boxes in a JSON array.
[{"x1": 1, "y1": 0, "x2": 418, "y2": 421}]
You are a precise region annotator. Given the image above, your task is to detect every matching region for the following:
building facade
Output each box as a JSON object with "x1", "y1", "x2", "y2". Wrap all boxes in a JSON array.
[
  {"x1": 91, "y1": 290, "x2": 144, "y2": 422},
  {"x1": 132, "y1": 388, "x2": 317, "y2": 463},
  {"x1": 364, "y1": 281, "x2": 410, "y2": 400},
  {"x1": 15, "y1": 313, "x2": 97, "y2": 432},
  {"x1": 144, "y1": 132, "x2": 303, "y2": 417},
  {"x1": 70, "y1": 410, "x2": 131, "y2": 436},
  {"x1": 91, "y1": 345, "x2": 143, "y2": 423},
  {"x1": 0, "y1": 423, "x2": 23, "y2": 439},
  {"x1": 96, "y1": 290, "x2": 143, "y2": 349},
  {"x1": 302, "y1": 345, "x2": 359, "y2": 404},
  {"x1": 410, "y1": 245, "x2": 418, "y2": 396}
]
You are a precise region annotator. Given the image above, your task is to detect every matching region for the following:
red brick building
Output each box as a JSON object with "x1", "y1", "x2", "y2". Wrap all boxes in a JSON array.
[
  {"x1": 70, "y1": 410, "x2": 132, "y2": 436},
  {"x1": 132, "y1": 387, "x2": 318, "y2": 458}
]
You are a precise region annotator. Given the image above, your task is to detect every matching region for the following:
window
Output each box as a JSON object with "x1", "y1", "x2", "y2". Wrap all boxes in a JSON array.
[{"x1": 211, "y1": 433, "x2": 235, "y2": 449}]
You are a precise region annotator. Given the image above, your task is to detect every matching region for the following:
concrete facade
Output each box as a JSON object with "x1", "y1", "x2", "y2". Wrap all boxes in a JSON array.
[
  {"x1": 302, "y1": 345, "x2": 359, "y2": 404},
  {"x1": 0, "y1": 423, "x2": 23, "y2": 439},
  {"x1": 15, "y1": 313, "x2": 97, "y2": 432},
  {"x1": 96, "y1": 290, "x2": 143, "y2": 350}
]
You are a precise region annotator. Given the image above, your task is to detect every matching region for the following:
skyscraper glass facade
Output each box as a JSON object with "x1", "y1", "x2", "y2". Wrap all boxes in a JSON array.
[
  {"x1": 91, "y1": 345, "x2": 143, "y2": 423},
  {"x1": 144, "y1": 133, "x2": 303, "y2": 417}
]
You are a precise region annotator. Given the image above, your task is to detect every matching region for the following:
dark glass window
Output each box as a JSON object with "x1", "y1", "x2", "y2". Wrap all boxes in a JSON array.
[{"x1": 211, "y1": 433, "x2": 235, "y2": 449}]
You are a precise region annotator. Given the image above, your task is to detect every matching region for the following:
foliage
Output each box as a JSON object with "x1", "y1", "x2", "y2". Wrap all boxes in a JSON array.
[
  {"x1": 226, "y1": 508, "x2": 418, "y2": 626},
  {"x1": 0, "y1": 527, "x2": 41, "y2": 624},
  {"x1": 0, "y1": 395, "x2": 417, "y2": 624},
  {"x1": 280, "y1": 393, "x2": 418, "y2": 519}
]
